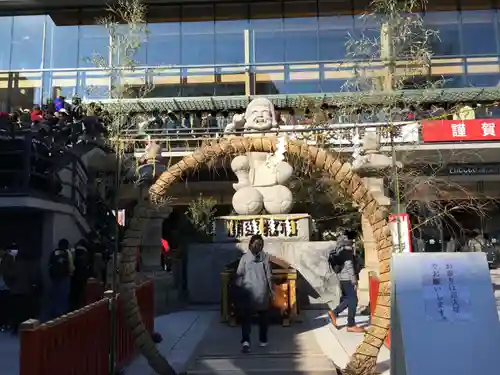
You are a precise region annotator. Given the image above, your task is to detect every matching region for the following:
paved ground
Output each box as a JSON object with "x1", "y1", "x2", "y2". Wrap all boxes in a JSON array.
[
  {"x1": 2, "y1": 268, "x2": 500, "y2": 375},
  {"x1": 127, "y1": 310, "x2": 217, "y2": 375},
  {"x1": 187, "y1": 313, "x2": 339, "y2": 375},
  {"x1": 0, "y1": 333, "x2": 19, "y2": 375}
]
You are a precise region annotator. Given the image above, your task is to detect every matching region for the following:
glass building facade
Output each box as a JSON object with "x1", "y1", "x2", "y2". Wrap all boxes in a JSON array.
[{"x1": 1, "y1": 0, "x2": 500, "y2": 110}]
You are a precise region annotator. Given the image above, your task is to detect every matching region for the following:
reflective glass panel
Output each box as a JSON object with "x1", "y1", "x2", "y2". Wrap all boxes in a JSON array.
[
  {"x1": 78, "y1": 25, "x2": 109, "y2": 68},
  {"x1": 251, "y1": 18, "x2": 285, "y2": 64},
  {"x1": 462, "y1": 11, "x2": 497, "y2": 55},
  {"x1": 45, "y1": 14, "x2": 80, "y2": 69},
  {"x1": 181, "y1": 21, "x2": 215, "y2": 66},
  {"x1": 11, "y1": 16, "x2": 45, "y2": 70},
  {"x1": 318, "y1": 16, "x2": 353, "y2": 61},
  {"x1": 215, "y1": 20, "x2": 247, "y2": 65},
  {"x1": 284, "y1": 17, "x2": 318, "y2": 62},
  {"x1": 147, "y1": 23, "x2": 181, "y2": 66},
  {"x1": 466, "y1": 73, "x2": 500, "y2": 87},
  {"x1": 114, "y1": 25, "x2": 147, "y2": 66},
  {"x1": 0, "y1": 17, "x2": 13, "y2": 70},
  {"x1": 425, "y1": 12, "x2": 461, "y2": 56},
  {"x1": 352, "y1": 15, "x2": 380, "y2": 59}
]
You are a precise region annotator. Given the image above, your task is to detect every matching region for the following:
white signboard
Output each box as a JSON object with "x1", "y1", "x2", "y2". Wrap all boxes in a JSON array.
[
  {"x1": 389, "y1": 213, "x2": 412, "y2": 253},
  {"x1": 390, "y1": 253, "x2": 500, "y2": 375},
  {"x1": 283, "y1": 121, "x2": 419, "y2": 146},
  {"x1": 422, "y1": 257, "x2": 471, "y2": 322}
]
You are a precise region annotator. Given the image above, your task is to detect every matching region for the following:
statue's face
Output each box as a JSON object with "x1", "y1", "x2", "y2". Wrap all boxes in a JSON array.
[{"x1": 245, "y1": 103, "x2": 273, "y2": 131}]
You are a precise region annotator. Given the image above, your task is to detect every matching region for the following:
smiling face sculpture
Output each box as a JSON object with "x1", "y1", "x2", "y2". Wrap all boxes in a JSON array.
[
  {"x1": 227, "y1": 98, "x2": 294, "y2": 215},
  {"x1": 243, "y1": 98, "x2": 278, "y2": 132}
]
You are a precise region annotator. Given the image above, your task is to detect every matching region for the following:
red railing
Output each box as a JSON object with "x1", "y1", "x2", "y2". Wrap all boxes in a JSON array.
[
  {"x1": 368, "y1": 272, "x2": 390, "y2": 349},
  {"x1": 20, "y1": 280, "x2": 155, "y2": 375}
]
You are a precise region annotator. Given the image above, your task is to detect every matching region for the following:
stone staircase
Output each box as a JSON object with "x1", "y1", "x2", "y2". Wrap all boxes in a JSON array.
[{"x1": 187, "y1": 318, "x2": 340, "y2": 375}]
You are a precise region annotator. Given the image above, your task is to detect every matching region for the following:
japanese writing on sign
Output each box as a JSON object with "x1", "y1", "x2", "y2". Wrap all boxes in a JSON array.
[
  {"x1": 422, "y1": 119, "x2": 500, "y2": 142},
  {"x1": 451, "y1": 123, "x2": 467, "y2": 138},
  {"x1": 481, "y1": 122, "x2": 496, "y2": 137},
  {"x1": 422, "y1": 260, "x2": 471, "y2": 322},
  {"x1": 450, "y1": 122, "x2": 497, "y2": 138}
]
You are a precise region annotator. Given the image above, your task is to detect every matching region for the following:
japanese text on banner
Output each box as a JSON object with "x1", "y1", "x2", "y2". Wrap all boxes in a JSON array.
[{"x1": 422, "y1": 259, "x2": 471, "y2": 322}]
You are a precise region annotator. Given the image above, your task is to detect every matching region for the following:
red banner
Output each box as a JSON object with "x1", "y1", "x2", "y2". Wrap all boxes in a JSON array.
[{"x1": 422, "y1": 119, "x2": 500, "y2": 142}]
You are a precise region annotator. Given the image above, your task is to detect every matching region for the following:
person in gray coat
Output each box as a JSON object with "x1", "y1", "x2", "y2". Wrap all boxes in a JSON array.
[{"x1": 236, "y1": 234, "x2": 273, "y2": 353}]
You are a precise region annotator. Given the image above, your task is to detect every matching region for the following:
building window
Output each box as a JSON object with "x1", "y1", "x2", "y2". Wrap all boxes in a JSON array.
[
  {"x1": 283, "y1": 1, "x2": 318, "y2": 62},
  {"x1": 147, "y1": 23, "x2": 181, "y2": 66},
  {"x1": 425, "y1": 11, "x2": 461, "y2": 57},
  {"x1": 78, "y1": 25, "x2": 110, "y2": 68},
  {"x1": 318, "y1": 16, "x2": 353, "y2": 61},
  {"x1": 181, "y1": 5, "x2": 215, "y2": 66},
  {"x1": 284, "y1": 17, "x2": 319, "y2": 63},
  {"x1": 45, "y1": 13, "x2": 80, "y2": 69},
  {"x1": 11, "y1": 16, "x2": 45, "y2": 70},
  {"x1": 215, "y1": 4, "x2": 248, "y2": 65},
  {"x1": 250, "y1": 2, "x2": 284, "y2": 64},
  {"x1": 113, "y1": 25, "x2": 147, "y2": 66},
  {"x1": 215, "y1": 20, "x2": 247, "y2": 65},
  {"x1": 466, "y1": 73, "x2": 500, "y2": 87},
  {"x1": 0, "y1": 17, "x2": 12, "y2": 70},
  {"x1": 461, "y1": 10, "x2": 497, "y2": 56}
]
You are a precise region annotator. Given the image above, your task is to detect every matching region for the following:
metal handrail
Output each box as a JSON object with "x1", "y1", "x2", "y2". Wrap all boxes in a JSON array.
[
  {"x1": 0, "y1": 54, "x2": 493, "y2": 74},
  {"x1": 0, "y1": 132, "x2": 90, "y2": 216},
  {"x1": 118, "y1": 122, "x2": 419, "y2": 144}
]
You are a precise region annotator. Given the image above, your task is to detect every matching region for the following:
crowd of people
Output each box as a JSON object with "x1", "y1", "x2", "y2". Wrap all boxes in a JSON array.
[
  {"x1": 127, "y1": 100, "x2": 500, "y2": 137},
  {"x1": 0, "y1": 96, "x2": 111, "y2": 194},
  {"x1": 0, "y1": 236, "x2": 112, "y2": 335},
  {"x1": 0, "y1": 96, "x2": 108, "y2": 146}
]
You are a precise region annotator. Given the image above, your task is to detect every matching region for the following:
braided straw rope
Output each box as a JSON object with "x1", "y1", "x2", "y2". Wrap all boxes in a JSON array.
[{"x1": 120, "y1": 136, "x2": 392, "y2": 375}]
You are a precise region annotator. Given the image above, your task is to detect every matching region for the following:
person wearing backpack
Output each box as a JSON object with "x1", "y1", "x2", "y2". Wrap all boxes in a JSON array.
[
  {"x1": 69, "y1": 240, "x2": 90, "y2": 311},
  {"x1": 327, "y1": 229, "x2": 365, "y2": 333},
  {"x1": 48, "y1": 239, "x2": 74, "y2": 319}
]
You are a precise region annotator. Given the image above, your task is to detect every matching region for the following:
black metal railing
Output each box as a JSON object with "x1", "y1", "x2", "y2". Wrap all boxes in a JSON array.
[{"x1": 0, "y1": 130, "x2": 89, "y2": 217}]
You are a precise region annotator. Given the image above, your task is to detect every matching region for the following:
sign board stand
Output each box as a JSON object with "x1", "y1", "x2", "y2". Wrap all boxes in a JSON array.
[
  {"x1": 391, "y1": 252, "x2": 500, "y2": 375},
  {"x1": 389, "y1": 213, "x2": 412, "y2": 253}
]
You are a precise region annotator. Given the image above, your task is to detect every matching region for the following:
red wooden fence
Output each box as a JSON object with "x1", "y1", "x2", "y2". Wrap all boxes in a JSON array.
[
  {"x1": 84, "y1": 278, "x2": 105, "y2": 305},
  {"x1": 20, "y1": 280, "x2": 155, "y2": 375},
  {"x1": 368, "y1": 272, "x2": 390, "y2": 349}
]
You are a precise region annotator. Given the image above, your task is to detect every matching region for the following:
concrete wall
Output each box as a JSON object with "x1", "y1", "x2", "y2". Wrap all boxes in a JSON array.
[
  {"x1": 187, "y1": 240, "x2": 340, "y2": 309},
  {"x1": 40, "y1": 211, "x2": 88, "y2": 284}
]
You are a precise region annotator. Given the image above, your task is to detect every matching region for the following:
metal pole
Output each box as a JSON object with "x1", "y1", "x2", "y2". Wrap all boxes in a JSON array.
[
  {"x1": 108, "y1": 32, "x2": 120, "y2": 375},
  {"x1": 109, "y1": 142, "x2": 121, "y2": 375},
  {"x1": 391, "y1": 129, "x2": 403, "y2": 252}
]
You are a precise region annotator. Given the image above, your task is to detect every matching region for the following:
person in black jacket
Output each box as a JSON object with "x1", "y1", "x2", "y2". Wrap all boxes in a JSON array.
[
  {"x1": 0, "y1": 246, "x2": 15, "y2": 331},
  {"x1": 69, "y1": 239, "x2": 91, "y2": 311}
]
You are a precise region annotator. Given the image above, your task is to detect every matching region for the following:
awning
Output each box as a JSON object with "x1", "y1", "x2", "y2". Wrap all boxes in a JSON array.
[{"x1": 85, "y1": 87, "x2": 500, "y2": 113}]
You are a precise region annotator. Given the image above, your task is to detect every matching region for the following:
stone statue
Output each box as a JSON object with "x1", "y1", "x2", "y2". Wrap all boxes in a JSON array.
[
  {"x1": 127, "y1": 140, "x2": 166, "y2": 185},
  {"x1": 224, "y1": 98, "x2": 294, "y2": 215},
  {"x1": 352, "y1": 128, "x2": 401, "y2": 207}
]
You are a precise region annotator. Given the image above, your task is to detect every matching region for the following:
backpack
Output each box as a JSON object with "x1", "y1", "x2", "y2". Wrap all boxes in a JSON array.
[
  {"x1": 328, "y1": 249, "x2": 343, "y2": 274},
  {"x1": 73, "y1": 247, "x2": 90, "y2": 280},
  {"x1": 49, "y1": 249, "x2": 70, "y2": 281}
]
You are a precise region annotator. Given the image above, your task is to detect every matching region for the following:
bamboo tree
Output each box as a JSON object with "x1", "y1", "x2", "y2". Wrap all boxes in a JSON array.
[{"x1": 86, "y1": 1, "x2": 158, "y2": 373}]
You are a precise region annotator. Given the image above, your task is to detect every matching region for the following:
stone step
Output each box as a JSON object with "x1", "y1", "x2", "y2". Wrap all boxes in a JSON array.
[{"x1": 189, "y1": 354, "x2": 338, "y2": 374}]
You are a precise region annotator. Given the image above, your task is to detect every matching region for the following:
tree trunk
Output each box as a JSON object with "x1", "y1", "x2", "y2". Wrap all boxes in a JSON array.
[{"x1": 120, "y1": 137, "x2": 392, "y2": 375}]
